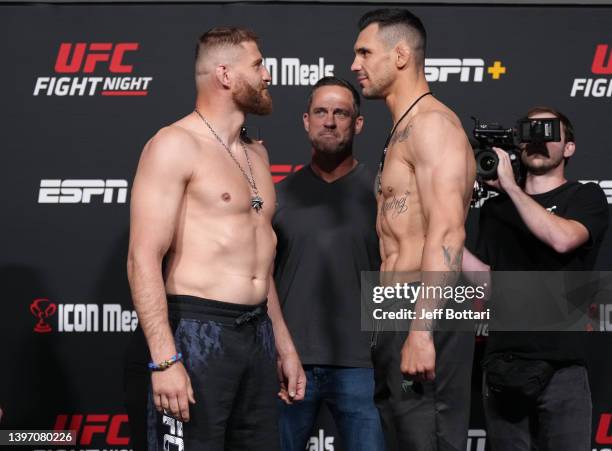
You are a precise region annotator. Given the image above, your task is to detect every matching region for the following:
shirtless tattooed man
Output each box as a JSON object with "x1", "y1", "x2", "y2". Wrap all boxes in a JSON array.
[{"x1": 352, "y1": 9, "x2": 476, "y2": 451}]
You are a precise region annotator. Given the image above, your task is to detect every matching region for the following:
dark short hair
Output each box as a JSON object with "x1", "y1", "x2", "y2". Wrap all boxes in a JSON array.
[
  {"x1": 526, "y1": 106, "x2": 575, "y2": 165},
  {"x1": 195, "y1": 27, "x2": 259, "y2": 61},
  {"x1": 358, "y1": 9, "x2": 427, "y2": 64},
  {"x1": 306, "y1": 76, "x2": 361, "y2": 117}
]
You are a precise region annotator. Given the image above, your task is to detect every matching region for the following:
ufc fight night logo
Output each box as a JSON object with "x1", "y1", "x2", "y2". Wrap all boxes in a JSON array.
[
  {"x1": 33, "y1": 42, "x2": 153, "y2": 96},
  {"x1": 38, "y1": 179, "x2": 128, "y2": 204},
  {"x1": 570, "y1": 44, "x2": 612, "y2": 98}
]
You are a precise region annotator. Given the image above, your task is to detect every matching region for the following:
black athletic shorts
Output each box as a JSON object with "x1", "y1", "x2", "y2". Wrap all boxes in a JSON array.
[{"x1": 145, "y1": 295, "x2": 280, "y2": 451}]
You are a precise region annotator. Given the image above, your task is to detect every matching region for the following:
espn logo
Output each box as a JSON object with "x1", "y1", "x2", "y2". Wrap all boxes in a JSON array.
[
  {"x1": 426, "y1": 59, "x2": 485, "y2": 82},
  {"x1": 38, "y1": 179, "x2": 128, "y2": 204},
  {"x1": 579, "y1": 180, "x2": 612, "y2": 204},
  {"x1": 425, "y1": 59, "x2": 506, "y2": 82},
  {"x1": 271, "y1": 164, "x2": 304, "y2": 183}
]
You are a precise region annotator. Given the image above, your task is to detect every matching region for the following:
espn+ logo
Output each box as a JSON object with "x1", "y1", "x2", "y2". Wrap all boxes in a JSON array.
[{"x1": 33, "y1": 42, "x2": 153, "y2": 97}]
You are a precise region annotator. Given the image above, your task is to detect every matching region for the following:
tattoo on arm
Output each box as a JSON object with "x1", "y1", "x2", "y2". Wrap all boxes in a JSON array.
[
  {"x1": 442, "y1": 246, "x2": 463, "y2": 272},
  {"x1": 389, "y1": 125, "x2": 412, "y2": 145}
]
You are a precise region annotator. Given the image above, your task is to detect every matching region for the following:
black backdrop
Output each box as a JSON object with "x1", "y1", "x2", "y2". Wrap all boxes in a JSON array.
[{"x1": 1, "y1": 3, "x2": 612, "y2": 450}]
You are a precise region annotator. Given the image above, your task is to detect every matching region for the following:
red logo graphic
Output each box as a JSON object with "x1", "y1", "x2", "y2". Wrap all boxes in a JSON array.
[
  {"x1": 596, "y1": 413, "x2": 612, "y2": 444},
  {"x1": 34, "y1": 42, "x2": 151, "y2": 97},
  {"x1": 271, "y1": 164, "x2": 304, "y2": 183},
  {"x1": 30, "y1": 298, "x2": 57, "y2": 333},
  {"x1": 55, "y1": 43, "x2": 138, "y2": 74},
  {"x1": 54, "y1": 414, "x2": 130, "y2": 446},
  {"x1": 592, "y1": 44, "x2": 612, "y2": 75}
]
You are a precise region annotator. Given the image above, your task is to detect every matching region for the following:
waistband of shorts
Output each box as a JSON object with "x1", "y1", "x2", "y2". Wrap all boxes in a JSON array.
[{"x1": 166, "y1": 294, "x2": 268, "y2": 324}]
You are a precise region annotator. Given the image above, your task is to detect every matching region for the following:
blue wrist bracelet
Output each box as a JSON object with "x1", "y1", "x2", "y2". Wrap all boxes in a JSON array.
[{"x1": 148, "y1": 352, "x2": 183, "y2": 371}]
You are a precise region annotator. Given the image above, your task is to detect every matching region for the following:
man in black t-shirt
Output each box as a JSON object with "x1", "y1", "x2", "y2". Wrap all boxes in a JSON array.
[
  {"x1": 272, "y1": 77, "x2": 385, "y2": 451},
  {"x1": 463, "y1": 106, "x2": 609, "y2": 450}
]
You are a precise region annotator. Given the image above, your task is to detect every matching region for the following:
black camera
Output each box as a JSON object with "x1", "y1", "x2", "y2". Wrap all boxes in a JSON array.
[
  {"x1": 471, "y1": 116, "x2": 561, "y2": 204},
  {"x1": 473, "y1": 117, "x2": 561, "y2": 180}
]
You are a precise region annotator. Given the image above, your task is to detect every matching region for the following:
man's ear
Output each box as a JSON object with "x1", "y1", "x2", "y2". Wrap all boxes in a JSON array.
[
  {"x1": 354, "y1": 115, "x2": 364, "y2": 135},
  {"x1": 563, "y1": 141, "x2": 576, "y2": 159},
  {"x1": 395, "y1": 42, "x2": 411, "y2": 70},
  {"x1": 215, "y1": 64, "x2": 231, "y2": 88},
  {"x1": 303, "y1": 112, "x2": 310, "y2": 133}
]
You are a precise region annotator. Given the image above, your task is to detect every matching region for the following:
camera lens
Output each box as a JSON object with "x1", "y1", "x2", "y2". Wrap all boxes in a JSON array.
[
  {"x1": 481, "y1": 155, "x2": 496, "y2": 171},
  {"x1": 476, "y1": 149, "x2": 499, "y2": 180}
]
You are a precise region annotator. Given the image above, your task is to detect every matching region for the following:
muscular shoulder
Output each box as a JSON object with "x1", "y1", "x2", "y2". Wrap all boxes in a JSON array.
[
  {"x1": 141, "y1": 125, "x2": 199, "y2": 166},
  {"x1": 408, "y1": 110, "x2": 468, "y2": 163},
  {"x1": 137, "y1": 125, "x2": 200, "y2": 181}
]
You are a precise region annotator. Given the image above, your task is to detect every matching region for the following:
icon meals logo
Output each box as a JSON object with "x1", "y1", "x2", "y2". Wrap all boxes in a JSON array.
[
  {"x1": 30, "y1": 299, "x2": 138, "y2": 333},
  {"x1": 33, "y1": 42, "x2": 153, "y2": 97}
]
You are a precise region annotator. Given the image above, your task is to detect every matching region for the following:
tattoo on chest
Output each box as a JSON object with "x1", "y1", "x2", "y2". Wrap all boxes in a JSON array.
[
  {"x1": 389, "y1": 125, "x2": 412, "y2": 146},
  {"x1": 442, "y1": 246, "x2": 463, "y2": 272},
  {"x1": 382, "y1": 191, "x2": 410, "y2": 218}
]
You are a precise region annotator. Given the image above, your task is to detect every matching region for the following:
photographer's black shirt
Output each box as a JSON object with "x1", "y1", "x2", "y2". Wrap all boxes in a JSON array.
[
  {"x1": 474, "y1": 181, "x2": 609, "y2": 364},
  {"x1": 273, "y1": 163, "x2": 380, "y2": 367}
]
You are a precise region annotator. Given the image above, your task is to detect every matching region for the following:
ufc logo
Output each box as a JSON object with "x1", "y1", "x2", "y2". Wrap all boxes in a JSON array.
[
  {"x1": 592, "y1": 44, "x2": 612, "y2": 75},
  {"x1": 596, "y1": 413, "x2": 612, "y2": 445},
  {"x1": 38, "y1": 179, "x2": 128, "y2": 204},
  {"x1": 162, "y1": 414, "x2": 184, "y2": 451},
  {"x1": 54, "y1": 413, "x2": 129, "y2": 445},
  {"x1": 270, "y1": 164, "x2": 304, "y2": 183},
  {"x1": 55, "y1": 42, "x2": 139, "y2": 74}
]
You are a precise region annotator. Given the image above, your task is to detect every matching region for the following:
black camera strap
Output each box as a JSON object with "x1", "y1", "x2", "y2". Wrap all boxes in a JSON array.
[{"x1": 377, "y1": 91, "x2": 432, "y2": 193}]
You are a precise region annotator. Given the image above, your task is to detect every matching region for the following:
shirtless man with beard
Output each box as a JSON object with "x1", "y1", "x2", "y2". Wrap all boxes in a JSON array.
[
  {"x1": 127, "y1": 27, "x2": 305, "y2": 451},
  {"x1": 352, "y1": 9, "x2": 476, "y2": 451}
]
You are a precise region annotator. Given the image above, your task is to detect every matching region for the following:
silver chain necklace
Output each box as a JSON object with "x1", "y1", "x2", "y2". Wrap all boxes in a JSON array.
[{"x1": 194, "y1": 109, "x2": 264, "y2": 212}]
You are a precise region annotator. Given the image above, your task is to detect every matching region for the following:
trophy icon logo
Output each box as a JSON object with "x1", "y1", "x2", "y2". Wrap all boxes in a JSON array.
[{"x1": 30, "y1": 298, "x2": 57, "y2": 333}]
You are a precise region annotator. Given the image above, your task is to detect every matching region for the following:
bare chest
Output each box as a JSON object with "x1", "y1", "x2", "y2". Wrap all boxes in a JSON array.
[
  {"x1": 187, "y1": 148, "x2": 276, "y2": 218},
  {"x1": 378, "y1": 146, "x2": 420, "y2": 218}
]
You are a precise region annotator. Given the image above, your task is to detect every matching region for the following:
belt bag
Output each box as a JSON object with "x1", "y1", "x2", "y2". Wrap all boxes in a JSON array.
[{"x1": 486, "y1": 354, "x2": 555, "y2": 400}]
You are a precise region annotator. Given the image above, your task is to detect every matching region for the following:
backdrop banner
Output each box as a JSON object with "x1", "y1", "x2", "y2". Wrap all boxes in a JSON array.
[{"x1": 1, "y1": 3, "x2": 611, "y2": 450}]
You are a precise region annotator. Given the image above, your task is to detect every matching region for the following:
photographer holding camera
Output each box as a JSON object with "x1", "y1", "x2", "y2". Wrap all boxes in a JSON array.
[{"x1": 463, "y1": 106, "x2": 609, "y2": 450}]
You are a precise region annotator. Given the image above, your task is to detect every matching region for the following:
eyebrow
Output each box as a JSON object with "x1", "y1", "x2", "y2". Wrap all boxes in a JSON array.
[
  {"x1": 354, "y1": 46, "x2": 370, "y2": 54},
  {"x1": 313, "y1": 107, "x2": 352, "y2": 114}
]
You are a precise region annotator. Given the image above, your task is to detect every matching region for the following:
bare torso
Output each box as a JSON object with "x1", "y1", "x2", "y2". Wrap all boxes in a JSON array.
[
  {"x1": 376, "y1": 98, "x2": 475, "y2": 275},
  {"x1": 163, "y1": 118, "x2": 276, "y2": 305}
]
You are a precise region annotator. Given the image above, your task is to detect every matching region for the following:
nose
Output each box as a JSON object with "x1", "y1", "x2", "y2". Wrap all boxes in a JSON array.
[
  {"x1": 351, "y1": 56, "x2": 361, "y2": 73},
  {"x1": 323, "y1": 113, "x2": 337, "y2": 129},
  {"x1": 262, "y1": 65, "x2": 272, "y2": 85}
]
